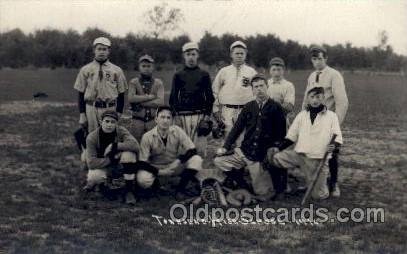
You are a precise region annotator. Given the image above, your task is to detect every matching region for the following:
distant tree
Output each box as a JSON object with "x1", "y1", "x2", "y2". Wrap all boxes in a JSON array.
[
  {"x1": 63, "y1": 29, "x2": 84, "y2": 68},
  {"x1": 377, "y1": 30, "x2": 389, "y2": 51},
  {"x1": 168, "y1": 34, "x2": 190, "y2": 64},
  {"x1": 142, "y1": 2, "x2": 185, "y2": 39},
  {"x1": 0, "y1": 29, "x2": 30, "y2": 68},
  {"x1": 199, "y1": 31, "x2": 223, "y2": 66}
]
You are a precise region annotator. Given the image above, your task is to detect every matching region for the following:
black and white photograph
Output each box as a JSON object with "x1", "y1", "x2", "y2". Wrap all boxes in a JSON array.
[{"x1": 0, "y1": 0, "x2": 406, "y2": 253}]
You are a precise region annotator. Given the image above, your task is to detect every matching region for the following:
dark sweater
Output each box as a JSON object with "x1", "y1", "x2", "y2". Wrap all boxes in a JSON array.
[
  {"x1": 224, "y1": 98, "x2": 287, "y2": 161},
  {"x1": 169, "y1": 66, "x2": 214, "y2": 115}
]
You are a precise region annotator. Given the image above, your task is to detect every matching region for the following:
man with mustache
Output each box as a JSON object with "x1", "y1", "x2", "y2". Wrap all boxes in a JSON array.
[{"x1": 212, "y1": 40, "x2": 257, "y2": 144}]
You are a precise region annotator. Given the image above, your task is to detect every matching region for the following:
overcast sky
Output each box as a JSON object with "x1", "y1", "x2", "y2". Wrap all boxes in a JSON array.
[{"x1": 1, "y1": 0, "x2": 406, "y2": 55}]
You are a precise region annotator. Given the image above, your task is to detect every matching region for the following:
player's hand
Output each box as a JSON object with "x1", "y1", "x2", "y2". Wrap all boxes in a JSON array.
[
  {"x1": 148, "y1": 94, "x2": 156, "y2": 100},
  {"x1": 213, "y1": 111, "x2": 222, "y2": 123},
  {"x1": 167, "y1": 159, "x2": 181, "y2": 171},
  {"x1": 327, "y1": 144, "x2": 336, "y2": 153},
  {"x1": 104, "y1": 144, "x2": 113, "y2": 157},
  {"x1": 266, "y1": 147, "x2": 279, "y2": 162},
  {"x1": 79, "y1": 113, "x2": 88, "y2": 128},
  {"x1": 216, "y1": 147, "x2": 227, "y2": 156}
]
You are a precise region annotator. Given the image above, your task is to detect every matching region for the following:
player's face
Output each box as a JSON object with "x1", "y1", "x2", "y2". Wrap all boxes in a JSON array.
[
  {"x1": 252, "y1": 79, "x2": 268, "y2": 101},
  {"x1": 155, "y1": 110, "x2": 173, "y2": 130},
  {"x1": 307, "y1": 92, "x2": 325, "y2": 107},
  {"x1": 184, "y1": 50, "x2": 199, "y2": 68},
  {"x1": 94, "y1": 44, "x2": 110, "y2": 61},
  {"x1": 101, "y1": 116, "x2": 117, "y2": 133},
  {"x1": 139, "y1": 62, "x2": 154, "y2": 76},
  {"x1": 230, "y1": 47, "x2": 247, "y2": 65},
  {"x1": 311, "y1": 52, "x2": 327, "y2": 71},
  {"x1": 269, "y1": 65, "x2": 284, "y2": 79}
]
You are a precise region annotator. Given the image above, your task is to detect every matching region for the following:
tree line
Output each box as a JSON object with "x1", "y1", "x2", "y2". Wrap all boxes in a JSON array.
[{"x1": 0, "y1": 27, "x2": 406, "y2": 71}]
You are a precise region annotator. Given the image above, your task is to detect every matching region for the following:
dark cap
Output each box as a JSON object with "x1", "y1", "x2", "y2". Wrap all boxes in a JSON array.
[
  {"x1": 310, "y1": 45, "x2": 327, "y2": 55},
  {"x1": 138, "y1": 54, "x2": 154, "y2": 63},
  {"x1": 307, "y1": 86, "x2": 325, "y2": 95},
  {"x1": 250, "y1": 73, "x2": 267, "y2": 85},
  {"x1": 156, "y1": 105, "x2": 175, "y2": 117},
  {"x1": 269, "y1": 57, "x2": 285, "y2": 67},
  {"x1": 101, "y1": 110, "x2": 119, "y2": 121}
]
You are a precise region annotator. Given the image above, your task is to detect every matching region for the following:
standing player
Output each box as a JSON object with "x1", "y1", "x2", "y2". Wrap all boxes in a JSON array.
[
  {"x1": 302, "y1": 45, "x2": 349, "y2": 197},
  {"x1": 212, "y1": 41, "x2": 257, "y2": 144},
  {"x1": 267, "y1": 57, "x2": 296, "y2": 193},
  {"x1": 128, "y1": 54, "x2": 165, "y2": 141},
  {"x1": 169, "y1": 42, "x2": 214, "y2": 156},
  {"x1": 74, "y1": 37, "x2": 127, "y2": 132},
  {"x1": 267, "y1": 57, "x2": 295, "y2": 118}
]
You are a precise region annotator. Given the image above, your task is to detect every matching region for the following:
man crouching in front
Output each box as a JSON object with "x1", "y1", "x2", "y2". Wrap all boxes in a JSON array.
[
  {"x1": 84, "y1": 110, "x2": 140, "y2": 205},
  {"x1": 137, "y1": 106, "x2": 205, "y2": 200},
  {"x1": 265, "y1": 87, "x2": 343, "y2": 201}
]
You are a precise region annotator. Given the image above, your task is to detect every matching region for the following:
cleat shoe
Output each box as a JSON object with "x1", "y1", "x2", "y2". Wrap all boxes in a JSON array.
[{"x1": 200, "y1": 179, "x2": 221, "y2": 207}]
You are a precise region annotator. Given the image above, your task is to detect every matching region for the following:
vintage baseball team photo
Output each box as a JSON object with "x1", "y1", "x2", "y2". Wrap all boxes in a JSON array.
[{"x1": 0, "y1": 0, "x2": 406, "y2": 253}]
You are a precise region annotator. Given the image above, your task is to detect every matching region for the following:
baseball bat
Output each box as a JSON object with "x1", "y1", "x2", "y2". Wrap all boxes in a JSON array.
[{"x1": 301, "y1": 134, "x2": 337, "y2": 206}]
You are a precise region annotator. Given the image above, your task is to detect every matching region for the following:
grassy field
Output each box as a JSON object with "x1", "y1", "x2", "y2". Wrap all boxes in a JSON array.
[{"x1": 0, "y1": 68, "x2": 406, "y2": 253}]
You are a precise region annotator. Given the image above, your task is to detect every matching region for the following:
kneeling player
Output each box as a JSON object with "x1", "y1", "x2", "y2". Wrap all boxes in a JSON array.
[
  {"x1": 265, "y1": 87, "x2": 343, "y2": 200},
  {"x1": 137, "y1": 106, "x2": 208, "y2": 199},
  {"x1": 84, "y1": 110, "x2": 140, "y2": 204}
]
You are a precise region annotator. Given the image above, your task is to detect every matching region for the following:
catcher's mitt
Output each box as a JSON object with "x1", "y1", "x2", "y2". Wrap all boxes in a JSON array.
[
  {"x1": 197, "y1": 118, "x2": 213, "y2": 137},
  {"x1": 200, "y1": 178, "x2": 227, "y2": 207},
  {"x1": 212, "y1": 119, "x2": 226, "y2": 139}
]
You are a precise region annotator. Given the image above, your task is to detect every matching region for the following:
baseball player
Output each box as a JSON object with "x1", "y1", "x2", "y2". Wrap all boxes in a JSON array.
[
  {"x1": 267, "y1": 57, "x2": 295, "y2": 117},
  {"x1": 84, "y1": 110, "x2": 140, "y2": 205},
  {"x1": 302, "y1": 45, "x2": 349, "y2": 197},
  {"x1": 212, "y1": 40, "x2": 257, "y2": 144},
  {"x1": 137, "y1": 106, "x2": 208, "y2": 199},
  {"x1": 267, "y1": 57, "x2": 296, "y2": 193},
  {"x1": 74, "y1": 37, "x2": 127, "y2": 132},
  {"x1": 266, "y1": 87, "x2": 343, "y2": 201},
  {"x1": 128, "y1": 54, "x2": 165, "y2": 141},
  {"x1": 169, "y1": 42, "x2": 214, "y2": 156},
  {"x1": 214, "y1": 74, "x2": 286, "y2": 196}
]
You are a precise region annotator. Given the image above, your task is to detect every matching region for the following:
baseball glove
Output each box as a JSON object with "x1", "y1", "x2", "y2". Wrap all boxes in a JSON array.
[
  {"x1": 197, "y1": 118, "x2": 213, "y2": 137},
  {"x1": 212, "y1": 119, "x2": 226, "y2": 139},
  {"x1": 200, "y1": 178, "x2": 227, "y2": 207}
]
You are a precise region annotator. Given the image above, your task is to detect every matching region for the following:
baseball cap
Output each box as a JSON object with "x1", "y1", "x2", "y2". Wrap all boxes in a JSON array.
[
  {"x1": 310, "y1": 45, "x2": 327, "y2": 54},
  {"x1": 138, "y1": 54, "x2": 154, "y2": 63},
  {"x1": 93, "y1": 37, "x2": 111, "y2": 47},
  {"x1": 307, "y1": 86, "x2": 325, "y2": 95},
  {"x1": 182, "y1": 42, "x2": 199, "y2": 52},
  {"x1": 101, "y1": 110, "x2": 119, "y2": 121},
  {"x1": 230, "y1": 40, "x2": 247, "y2": 51},
  {"x1": 250, "y1": 73, "x2": 267, "y2": 84},
  {"x1": 269, "y1": 57, "x2": 285, "y2": 67}
]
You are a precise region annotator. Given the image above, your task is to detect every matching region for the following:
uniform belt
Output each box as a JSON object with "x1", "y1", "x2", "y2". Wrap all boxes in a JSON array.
[
  {"x1": 86, "y1": 100, "x2": 116, "y2": 108},
  {"x1": 224, "y1": 104, "x2": 245, "y2": 109}
]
